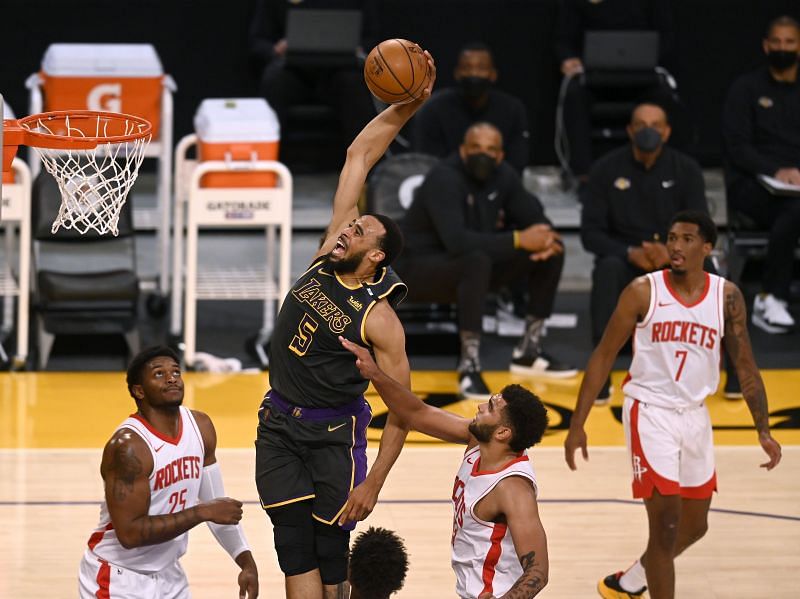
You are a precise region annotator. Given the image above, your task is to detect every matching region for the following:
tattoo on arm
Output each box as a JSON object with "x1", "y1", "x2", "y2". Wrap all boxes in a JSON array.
[
  {"x1": 110, "y1": 443, "x2": 143, "y2": 502},
  {"x1": 501, "y1": 551, "x2": 548, "y2": 598},
  {"x1": 724, "y1": 287, "x2": 770, "y2": 434}
]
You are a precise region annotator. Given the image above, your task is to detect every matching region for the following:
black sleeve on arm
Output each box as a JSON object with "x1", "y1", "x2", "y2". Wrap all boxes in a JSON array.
[
  {"x1": 580, "y1": 166, "x2": 629, "y2": 259},
  {"x1": 555, "y1": 0, "x2": 582, "y2": 63},
  {"x1": 419, "y1": 169, "x2": 517, "y2": 261},
  {"x1": 722, "y1": 77, "x2": 782, "y2": 177},
  {"x1": 504, "y1": 169, "x2": 549, "y2": 227}
]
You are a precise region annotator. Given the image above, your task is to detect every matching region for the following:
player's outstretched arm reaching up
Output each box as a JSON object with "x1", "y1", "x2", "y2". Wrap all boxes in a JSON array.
[{"x1": 721, "y1": 281, "x2": 781, "y2": 470}]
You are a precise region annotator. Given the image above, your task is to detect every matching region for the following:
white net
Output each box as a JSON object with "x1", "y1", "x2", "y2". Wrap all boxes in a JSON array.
[{"x1": 21, "y1": 113, "x2": 151, "y2": 235}]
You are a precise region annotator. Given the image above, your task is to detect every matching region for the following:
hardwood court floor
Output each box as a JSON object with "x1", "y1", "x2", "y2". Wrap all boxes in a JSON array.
[{"x1": 1, "y1": 370, "x2": 799, "y2": 598}]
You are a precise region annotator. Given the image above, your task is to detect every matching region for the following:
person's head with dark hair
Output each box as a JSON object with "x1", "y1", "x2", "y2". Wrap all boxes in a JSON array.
[
  {"x1": 459, "y1": 122, "x2": 505, "y2": 184},
  {"x1": 627, "y1": 102, "x2": 671, "y2": 158},
  {"x1": 364, "y1": 213, "x2": 405, "y2": 270},
  {"x1": 763, "y1": 15, "x2": 800, "y2": 75},
  {"x1": 455, "y1": 42, "x2": 497, "y2": 105},
  {"x1": 126, "y1": 346, "x2": 183, "y2": 407},
  {"x1": 468, "y1": 384, "x2": 549, "y2": 453},
  {"x1": 349, "y1": 527, "x2": 409, "y2": 599},
  {"x1": 667, "y1": 210, "x2": 717, "y2": 275}
]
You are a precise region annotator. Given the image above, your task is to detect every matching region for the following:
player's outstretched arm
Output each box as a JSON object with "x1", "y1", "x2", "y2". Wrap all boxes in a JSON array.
[
  {"x1": 340, "y1": 335, "x2": 471, "y2": 444},
  {"x1": 564, "y1": 277, "x2": 648, "y2": 470},
  {"x1": 101, "y1": 429, "x2": 243, "y2": 549},
  {"x1": 193, "y1": 411, "x2": 259, "y2": 598},
  {"x1": 481, "y1": 477, "x2": 548, "y2": 599},
  {"x1": 722, "y1": 282, "x2": 782, "y2": 470},
  {"x1": 316, "y1": 51, "x2": 436, "y2": 259}
]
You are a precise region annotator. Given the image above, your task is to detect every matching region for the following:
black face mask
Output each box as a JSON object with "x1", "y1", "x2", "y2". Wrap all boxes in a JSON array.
[
  {"x1": 458, "y1": 76, "x2": 492, "y2": 101},
  {"x1": 632, "y1": 127, "x2": 663, "y2": 153},
  {"x1": 464, "y1": 153, "x2": 497, "y2": 183},
  {"x1": 766, "y1": 50, "x2": 799, "y2": 71}
]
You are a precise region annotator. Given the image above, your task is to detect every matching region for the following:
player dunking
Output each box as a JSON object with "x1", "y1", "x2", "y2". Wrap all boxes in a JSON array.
[
  {"x1": 254, "y1": 53, "x2": 436, "y2": 598},
  {"x1": 78, "y1": 346, "x2": 258, "y2": 599},
  {"x1": 341, "y1": 336, "x2": 549, "y2": 599},
  {"x1": 564, "y1": 210, "x2": 782, "y2": 599}
]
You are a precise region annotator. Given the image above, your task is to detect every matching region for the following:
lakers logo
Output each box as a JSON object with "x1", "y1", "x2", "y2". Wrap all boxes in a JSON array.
[
  {"x1": 614, "y1": 177, "x2": 631, "y2": 191},
  {"x1": 758, "y1": 96, "x2": 773, "y2": 108}
]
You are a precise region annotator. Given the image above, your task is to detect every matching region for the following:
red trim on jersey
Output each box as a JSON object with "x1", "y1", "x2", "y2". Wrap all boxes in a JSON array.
[
  {"x1": 621, "y1": 371, "x2": 632, "y2": 390},
  {"x1": 471, "y1": 454, "x2": 528, "y2": 477},
  {"x1": 130, "y1": 412, "x2": 183, "y2": 445},
  {"x1": 681, "y1": 472, "x2": 717, "y2": 499},
  {"x1": 662, "y1": 270, "x2": 710, "y2": 308},
  {"x1": 96, "y1": 559, "x2": 111, "y2": 599},
  {"x1": 480, "y1": 523, "x2": 507, "y2": 596},
  {"x1": 87, "y1": 523, "x2": 113, "y2": 550},
  {"x1": 630, "y1": 400, "x2": 680, "y2": 498}
]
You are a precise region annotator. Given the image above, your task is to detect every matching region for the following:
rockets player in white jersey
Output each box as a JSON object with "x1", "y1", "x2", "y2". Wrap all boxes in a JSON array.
[
  {"x1": 78, "y1": 346, "x2": 259, "y2": 599},
  {"x1": 564, "y1": 211, "x2": 782, "y2": 599},
  {"x1": 340, "y1": 336, "x2": 549, "y2": 599}
]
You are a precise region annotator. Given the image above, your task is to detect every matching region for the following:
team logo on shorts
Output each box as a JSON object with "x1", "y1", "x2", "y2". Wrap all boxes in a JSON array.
[
  {"x1": 614, "y1": 177, "x2": 631, "y2": 190},
  {"x1": 758, "y1": 96, "x2": 774, "y2": 109},
  {"x1": 632, "y1": 455, "x2": 648, "y2": 482}
]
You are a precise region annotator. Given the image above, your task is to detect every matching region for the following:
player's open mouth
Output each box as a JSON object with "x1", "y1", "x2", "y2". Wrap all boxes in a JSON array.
[
  {"x1": 332, "y1": 237, "x2": 347, "y2": 256},
  {"x1": 670, "y1": 254, "x2": 684, "y2": 266}
]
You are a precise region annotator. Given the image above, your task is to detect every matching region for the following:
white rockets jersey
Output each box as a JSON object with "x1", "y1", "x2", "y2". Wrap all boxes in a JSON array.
[
  {"x1": 86, "y1": 407, "x2": 205, "y2": 573},
  {"x1": 451, "y1": 446, "x2": 538, "y2": 599},
  {"x1": 623, "y1": 270, "x2": 725, "y2": 409}
]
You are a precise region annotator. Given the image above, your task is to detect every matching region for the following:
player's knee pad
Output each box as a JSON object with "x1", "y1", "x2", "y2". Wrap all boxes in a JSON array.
[
  {"x1": 314, "y1": 520, "x2": 350, "y2": 585},
  {"x1": 267, "y1": 502, "x2": 317, "y2": 576}
]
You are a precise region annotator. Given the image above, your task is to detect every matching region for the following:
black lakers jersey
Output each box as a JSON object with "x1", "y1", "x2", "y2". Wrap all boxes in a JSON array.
[{"x1": 268, "y1": 257, "x2": 407, "y2": 408}]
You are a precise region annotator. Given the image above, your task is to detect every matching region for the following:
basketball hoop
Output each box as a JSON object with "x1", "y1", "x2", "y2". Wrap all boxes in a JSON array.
[{"x1": 2, "y1": 110, "x2": 151, "y2": 235}]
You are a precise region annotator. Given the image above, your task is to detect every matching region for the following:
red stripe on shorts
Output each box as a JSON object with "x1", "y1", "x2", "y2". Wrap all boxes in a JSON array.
[{"x1": 630, "y1": 400, "x2": 680, "y2": 498}]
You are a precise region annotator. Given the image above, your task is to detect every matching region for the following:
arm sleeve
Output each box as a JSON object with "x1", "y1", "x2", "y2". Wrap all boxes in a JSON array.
[
  {"x1": 504, "y1": 100, "x2": 531, "y2": 173},
  {"x1": 580, "y1": 168, "x2": 629, "y2": 259},
  {"x1": 555, "y1": 0, "x2": 582, "y2": 63},
  {"x1": 419, "y1": 169, "x2": 518, "y2": 261},
  {"x1": 722, "y1": 77, "x2": 782, "y2": 177},
  {"x1": 198, "y1": 463, "x2": 250, "y2": 561}
]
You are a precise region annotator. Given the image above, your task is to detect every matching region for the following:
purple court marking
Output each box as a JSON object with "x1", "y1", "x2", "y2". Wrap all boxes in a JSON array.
[{"x1": 2, "y1": 499, "x2": 798, "y2": 522}]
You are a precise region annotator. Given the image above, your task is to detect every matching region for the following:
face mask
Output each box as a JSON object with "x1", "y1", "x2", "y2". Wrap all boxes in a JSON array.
[
  {"x1": 632, "y1": 127, "x2": 663, "y2": 153},
  {"x1": 766, "y1": 50, "x2": 799, "y2": 71},
  {"x1": 458, "y1": 76, "x2": 492, "y2": 101},
  {"x1": 464, "y1": 152, "x2": 497, "y2": 183}
]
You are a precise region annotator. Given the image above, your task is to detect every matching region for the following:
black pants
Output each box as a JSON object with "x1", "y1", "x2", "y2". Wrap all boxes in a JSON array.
[
  {"x1": 728, "y1": 178, "x2": 800, "y2": 301},
  {"x1": 394, "y1": 249, "x2": 564, "y2": 334},
  {"x1": 259, "y1": 57, "x2": 376, "y2": 147},
  {"x1": 562, "y1": 73, "x2": 687, "y2": 178}
]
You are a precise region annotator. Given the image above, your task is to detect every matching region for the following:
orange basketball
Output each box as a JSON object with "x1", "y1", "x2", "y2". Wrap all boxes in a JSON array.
[{"x1": 364, "y1": 39, "x2": 431, "y2": 105}]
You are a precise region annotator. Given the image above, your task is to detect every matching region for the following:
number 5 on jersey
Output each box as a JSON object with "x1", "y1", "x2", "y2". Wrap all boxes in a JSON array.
[{"x1": 289, "y1": 313, "x2": 319, "y2": 357}]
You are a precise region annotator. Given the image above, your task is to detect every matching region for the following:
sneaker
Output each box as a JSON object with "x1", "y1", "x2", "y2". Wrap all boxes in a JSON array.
[
  {"x1": 594, "y1": 376, "x2": 612, "y2": 406},
  {"x1": 510, "y1": 350, "x2": 578, "y2": 378},
  {"x1": 752, "y1": 293, "x2": 794, "y2": 334},
  {"x1": 597, "y1": 571, "x2": 646, "y2": 599},
  {"x1": 723, "y1": 373, "x2": 743, "y2": 400},
  {"x1": 459, "y1": 369, "x2": 492, "y2": 400}
]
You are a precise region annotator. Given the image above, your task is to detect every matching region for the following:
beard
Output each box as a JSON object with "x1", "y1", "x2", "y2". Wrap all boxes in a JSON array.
[
  {"x1": 670, "y1": 265, "x2": 687, "y2": 276},
  {"x1": 468, "y1": 421, "x2": 497, "y2": 443},
  {"x1": 327, "y1": 249, "x2": 367, "y2": 275}
]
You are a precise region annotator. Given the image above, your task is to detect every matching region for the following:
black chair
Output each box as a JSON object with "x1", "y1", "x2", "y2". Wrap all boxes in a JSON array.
[{"x1": 31, "y1": 173, "x2": 140, "y2": 369}]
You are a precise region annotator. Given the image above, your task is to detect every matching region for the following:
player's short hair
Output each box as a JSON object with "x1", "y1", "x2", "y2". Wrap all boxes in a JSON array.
[
  {"x1": 765, "y1": 15, "x2": 800, "y2": 37},
  {"x1": 630, "y1": 102, "x2": 670, "y2": 125},
  {"x1": 500, "y1": 384, "x2": 549, "y2": 452},
  {"x1": 670, "y1": 210, "x2": 718, "y2": 247},
  {"x1": 349, "y1": 527, "x2": 409, "y2": 598},
  {"x1": 126, "y1": 346, "x2": 180, "y2": 400},
  {"x1": 365, "y1": 213, "x2": 404, "y2": 269}
]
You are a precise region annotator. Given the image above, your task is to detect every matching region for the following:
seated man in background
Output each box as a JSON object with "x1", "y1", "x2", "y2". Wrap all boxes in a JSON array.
[
  {"x1": 348, "y1": 527, "x2": 409, "y2": 599},
  {"x1": 580, "y1": 103, "x2": 712, "y2": 402},
  {"x1": 248, "y1": 0, "x2": 379, "y2": 155},
  {"x1": 556, "y1": 0, "x2": 681, "y2": 184},
  {"x1": 412, "y1": 42, "x2": 530, "y2": 173},
  {"x1": 722, "y1": 14, "x2": 800, "y2": 335},
  {"x1": 395, "y1": 122, "x2": 576, "y2": 400}
]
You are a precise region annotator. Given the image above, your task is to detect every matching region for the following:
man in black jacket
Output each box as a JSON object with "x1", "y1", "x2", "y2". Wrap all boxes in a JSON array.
[
  {"x1": 395, "y1": 122, "x2": 575, "y2": 400},
  {"x1": 580, "y1": 103, "x2": 710, "y2": 402},
  {"x1": 722, "y1": 15, "x2": 800, "y2": 335}
]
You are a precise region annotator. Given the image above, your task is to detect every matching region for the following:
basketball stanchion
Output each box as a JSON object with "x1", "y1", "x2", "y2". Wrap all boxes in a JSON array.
[{"x1": 2, "y1": 109, "x2": 151, "y2": 235}]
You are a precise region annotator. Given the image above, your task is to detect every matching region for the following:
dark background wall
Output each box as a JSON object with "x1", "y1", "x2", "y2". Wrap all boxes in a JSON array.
[{"x1": 2, "y1": 0, "x2": 799, "y2": 167}]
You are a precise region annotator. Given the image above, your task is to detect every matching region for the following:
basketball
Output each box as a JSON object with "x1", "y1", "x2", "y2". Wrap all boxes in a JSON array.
[{"x1": 364, "y1": 39, "x2": 431, "y2": 105}]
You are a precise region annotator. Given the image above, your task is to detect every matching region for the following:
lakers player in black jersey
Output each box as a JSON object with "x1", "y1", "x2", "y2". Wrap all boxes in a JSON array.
[{"x1": 255, "y1": 51, "x2": 436, "y2": 599}]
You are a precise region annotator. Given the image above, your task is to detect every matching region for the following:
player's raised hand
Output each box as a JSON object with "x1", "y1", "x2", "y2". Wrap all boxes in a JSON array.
[
  {"x1": 758, "y1": 432, "x2": 782, "y2": 470},
  {"x1": 564, "y1": 427, "x2": 589, "y2": 471},
  {"x1": 339, "y1": 336, "x2": 381, "y2": 380}
]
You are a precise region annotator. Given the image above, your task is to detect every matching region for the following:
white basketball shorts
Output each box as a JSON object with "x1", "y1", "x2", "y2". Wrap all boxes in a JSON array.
[
  {"x1": 622, "y1": 396, "x2": 716, "y2": 499},
  {"x1": 79, "y1": 550, "x2": 190, "y2": 599}
]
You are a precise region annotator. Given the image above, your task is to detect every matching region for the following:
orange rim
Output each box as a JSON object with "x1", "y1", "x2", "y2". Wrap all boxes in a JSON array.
[{"x1": 15, "y1": 110, "x2": 152, "y2": 148}]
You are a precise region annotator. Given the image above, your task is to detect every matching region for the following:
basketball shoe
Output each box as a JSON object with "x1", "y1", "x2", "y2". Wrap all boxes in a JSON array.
[
  {"x1": 752, "y1": 293, "x2": 794, "y2": 334},
  {"x1": 509, "y1": 348, "x2": 577, "y2": 378},
  {"x1": 597, "y1": 571, "x2": 646, "y2": 599},
  {"x1": 458, "y1": 359, "x2": 492, "y2": 401}
]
